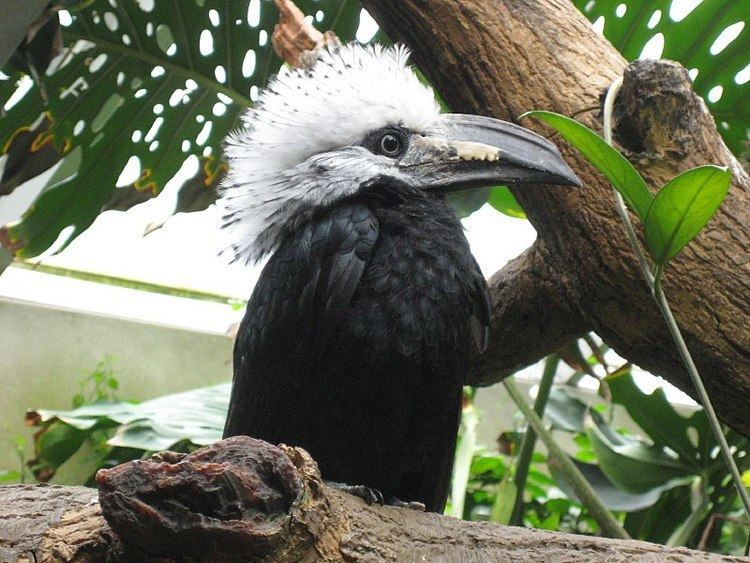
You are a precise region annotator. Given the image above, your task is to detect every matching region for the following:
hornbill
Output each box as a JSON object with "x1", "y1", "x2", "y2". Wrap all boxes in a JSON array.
[{"x1": 221, "y1": 44, "x2": 579, "y2": 512}]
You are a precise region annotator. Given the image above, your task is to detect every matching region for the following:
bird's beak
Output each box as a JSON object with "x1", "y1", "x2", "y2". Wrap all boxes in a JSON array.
[{"x1": 400, "y1": 114, "x2": 581, "y2": 190}]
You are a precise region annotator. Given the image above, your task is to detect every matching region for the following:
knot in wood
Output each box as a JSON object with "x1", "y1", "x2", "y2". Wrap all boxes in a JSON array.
[
  {"x1": 96, "y1": 436, "x2": 303, "y2": 560},
  {"x1": 613, "y1": 59, "x2": 706, "y2": 160}
]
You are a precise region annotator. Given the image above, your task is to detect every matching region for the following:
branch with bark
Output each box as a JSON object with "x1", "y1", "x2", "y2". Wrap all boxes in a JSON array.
[
  {"x1": 0, "y1": 438, "x2": 743, "y2": 562},
  {"x1": 358, "y1": 0, "x2": 750, "y2": 434}
]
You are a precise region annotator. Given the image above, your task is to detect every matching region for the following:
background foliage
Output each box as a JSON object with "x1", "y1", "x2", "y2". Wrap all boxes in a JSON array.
[
  {"x1": 1, "y1": 0, "x2": 749, "y2": 556},
  {"x1": 12, "y1": 0, "x2": 749, "y2": 260}
]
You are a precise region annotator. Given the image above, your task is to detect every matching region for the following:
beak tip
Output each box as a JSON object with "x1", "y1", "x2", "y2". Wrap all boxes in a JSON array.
[
  {"x1": 550, "y1": 162, "x2": 582, "y2": 188},
  {"x1": 561, "y1": 171, "x2": 583, "y2": 188}
]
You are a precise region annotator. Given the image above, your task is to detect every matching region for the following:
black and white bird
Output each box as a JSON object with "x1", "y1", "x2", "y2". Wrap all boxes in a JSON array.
[{"x1": 221, "y1": 44, "x2": 579, "y2": 512}]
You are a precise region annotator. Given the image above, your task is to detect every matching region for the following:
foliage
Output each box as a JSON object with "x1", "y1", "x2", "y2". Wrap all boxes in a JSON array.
[
  {"x1": 4, "y1": 0, "x2": 745, "y2": 258},
  {"x1": 522, "y1": 110, "x2": 731, "y2": 270},
  {"x1": 573, "y1": 0, "x2": 750, "y2": 158},
  {"x1": 24, "y1": 359, "x2": 228, "y2": 483},
  {"x1": 0, "y1": 0, "x2": 364, "y2": 259},
  {"x1": 463, "y1": 342, "x2": 750, "y2": 554}
]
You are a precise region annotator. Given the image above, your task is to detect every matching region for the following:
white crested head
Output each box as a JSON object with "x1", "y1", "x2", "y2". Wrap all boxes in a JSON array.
[{"x1": 220, "y1": 43, "x2": 440, "y2": 263}]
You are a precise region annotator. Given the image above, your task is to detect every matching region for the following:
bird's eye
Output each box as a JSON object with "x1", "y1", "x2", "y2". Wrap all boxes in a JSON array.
[{"x1": 378, "y1": 133, "x2": 404, "y2": 156}]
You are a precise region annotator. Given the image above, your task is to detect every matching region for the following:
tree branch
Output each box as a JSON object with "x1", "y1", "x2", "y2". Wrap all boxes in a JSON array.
[
  {"x1": 468, "y1": 240, "x2": 588, "y2": 386},
  {"x1": 361, "y1": 0, "x2": 750, "y2": 434},
  {"x1": 0, "y1": 439, "x2": 742, "y2": 561}
]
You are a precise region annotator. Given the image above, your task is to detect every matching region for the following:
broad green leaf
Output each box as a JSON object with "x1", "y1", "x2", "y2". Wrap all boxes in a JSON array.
[
  {"x1": 0, "y1": 0, "x2": 368, "y2": 257},
  {"x1": 31, "y1": 421, "x2": 89, "y2": 478},
  {"x1": 550, "y1": 456, "x2": 665, "y2": 511},
  {"x1": 521, "y1": 110, "x2": 652, "y2": 220},
  {"x1": 624, "y1": 485, "x2": 693, "y2": 544},
  {"x1": 586, "y1": 413, "x2": 693, "y2": 493},
  {"x1": 447, "y1": 185, "x2": 526, "y2": 219},
  {"x1": 29, "y1": 383, "x2": 230, "y2": 479},
  {"x1": 488, "y1": 186, "x2": 526, "y2": 219},
  {"x1": 447, "y1": 187, "x2": 491, "y2": 219},
  {"x1": 644, "y1": 165, "x2": 731, "y2": 265},
  {"x1": 0, "y1": 470, "x2": 22, "y2": 484},
  {"x1": 573, "y1": 0, "x2": 750, "y2": 158},
  {"x1": 545, "y1": 387, "x2": 588, "y2": 432},
  {"x1": 489, "y1": 478, "x2": 517, "y2": 524},
  {"x1": 606, "y1": 368, "x2": 708, "y2": 465}
]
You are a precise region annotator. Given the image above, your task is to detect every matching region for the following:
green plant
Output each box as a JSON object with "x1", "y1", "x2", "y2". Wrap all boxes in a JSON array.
[
  {"x1": 0, "y1": 1, "x2": 523, "y2": 267},
  {"x1": 0, "y1": 437, "x2": 29, "y2": 484},
  {"x1": 461, "y1": 336, "x2": 750, "y2": 554},
  {"x1": 520, "y1": 103, "x2": 749, "y2": 536},
  {"x1": 26, "y1": 359, "x2": 228, "y2": 483}
]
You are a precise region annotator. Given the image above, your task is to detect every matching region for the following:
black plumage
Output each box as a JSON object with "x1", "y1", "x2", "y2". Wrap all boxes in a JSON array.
[{"x1": 224, "y1": 184, "x2": 490, "y2": 512}]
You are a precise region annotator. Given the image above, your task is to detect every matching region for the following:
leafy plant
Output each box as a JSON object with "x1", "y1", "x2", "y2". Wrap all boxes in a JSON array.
[
  {"x1": 0, "y1": 0, "x2": 364, "y2": 260},
  {"x1": 520, "y1": 103, "x2": 750, "y2": 524},
  {"x1": 26, "y1": 374, "x2": 229, "y2": 482},
  {"x1": 463, "y1": 334, "x2": 750, "y2": 553}
]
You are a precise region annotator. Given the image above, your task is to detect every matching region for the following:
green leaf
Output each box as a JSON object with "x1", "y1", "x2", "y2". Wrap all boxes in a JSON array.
[
  {"x1": 573, "y1": 0, "x2": 750, "y2": 158},
  {"x1": 550, "y1": 457, "x2": 665, "y2": 512},
  {"x1": 1, "y1": 0, "x2": 369, "y2": 257},
  {"x1": 447, "y1": 187, "x2": 491, "y2": 219},
  {"x1": 32, "y1": 421, "x2": 89, "y2": 477},
  {"x1": 644, "y1": 165, "x2": 731, "y2": 265},
  {"x1": 490, "y1": 478, "x2": 517, "y2": 524},
  {"x1": 545, "y1": 387, "x2": 588, "y2": 432},
  {"x1": 521, "y1": 111, "x2": 652, "y2": 220},
  {"x1": 34, "y1": 383, "x2": 230, "y2": 452},
  {"x1": 28, "y1": 384, "x2": 230, "y2": 480},
  {"x1": 606, "y1": 368, "x2": 706, "y2": 465},
  {"x1": 586, "y1": 413, "x2": 694, "y2": 493},
  {"x1": 488, "y1": 186, "x2": 526, "y2": 219},
  {"x1": 624, "y1": 485, "x2": 693, "y2": 544},
  {"x1": 0, "y1": 469, "x2": 22, "y2": 484}
]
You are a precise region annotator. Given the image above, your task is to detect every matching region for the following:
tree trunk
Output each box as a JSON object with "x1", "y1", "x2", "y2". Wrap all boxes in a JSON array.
[
  {"x1": 359, "y1": 0, "x2": 750, "y2": 434},
  {"x1": 0, "y1": 438, "x2": 744, "y2": 562}
]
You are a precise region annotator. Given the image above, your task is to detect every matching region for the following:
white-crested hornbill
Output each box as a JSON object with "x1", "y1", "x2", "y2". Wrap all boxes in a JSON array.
[{"x1": 221, "y1": 44, "x2": 579, "y2": 512}]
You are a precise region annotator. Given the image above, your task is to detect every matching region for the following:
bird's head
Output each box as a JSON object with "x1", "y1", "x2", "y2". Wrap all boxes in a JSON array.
[{"x1": 221, "y1": 44, "x2": 579, "y2": 263}]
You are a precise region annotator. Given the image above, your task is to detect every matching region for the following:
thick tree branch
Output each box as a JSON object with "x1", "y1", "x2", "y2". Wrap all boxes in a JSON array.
[
  {"x1": 0, "y1": 439, "x2": 743, "y2": 561},
  {"x1": 469, "y1": 240, "x2": 588, "y2": 385},
  {"x1": 361, "y1": 0, "x2": 750, "y2": 434}
]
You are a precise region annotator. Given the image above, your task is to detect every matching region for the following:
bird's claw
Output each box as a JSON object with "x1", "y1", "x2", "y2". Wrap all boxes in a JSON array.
[
  {"x1": 387, "y1": 498, "x2": 426, "y2": 511},
  {"x1": 326, "y1": 481, "x2": 384, "y2": 505}
]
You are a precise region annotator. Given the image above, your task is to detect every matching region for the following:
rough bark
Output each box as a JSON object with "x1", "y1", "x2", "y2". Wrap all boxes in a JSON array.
[
  {"x1": 0, "y1": 438, "x2": 745, "y2": 562},
  {"x1": 360, "y1": 0, "x2": 750, "y2": 434}
]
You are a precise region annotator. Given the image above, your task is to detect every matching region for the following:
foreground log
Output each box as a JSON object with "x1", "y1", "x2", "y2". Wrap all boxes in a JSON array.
[
  {"x1": 359, "y1": 0, "x2": 750, "y2": 435},
  {"x1": 0, "y1": 438, "x2": 744, "y2": 562}
]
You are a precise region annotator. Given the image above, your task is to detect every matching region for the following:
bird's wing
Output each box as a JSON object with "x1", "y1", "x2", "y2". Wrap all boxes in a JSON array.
[
  {"x1": 468, "y1": 254, "x2": 491, "y2": 354},
  {"x1": 223, "y1": 202, "x2": 379, "y2": 438}
]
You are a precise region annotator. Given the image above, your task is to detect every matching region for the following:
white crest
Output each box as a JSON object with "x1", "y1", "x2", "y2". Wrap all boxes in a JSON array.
[{"x1": 220, "y1": 43, "x2": 440, "y2": 263}]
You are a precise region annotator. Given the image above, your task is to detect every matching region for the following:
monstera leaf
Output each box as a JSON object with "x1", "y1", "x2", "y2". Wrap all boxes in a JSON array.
[
  {"x1": 574, "y1": 0, "x2": 750, "y2": 158},
  {"x1": 0, "y1": 0, "x2": 364, "y2": 258}
]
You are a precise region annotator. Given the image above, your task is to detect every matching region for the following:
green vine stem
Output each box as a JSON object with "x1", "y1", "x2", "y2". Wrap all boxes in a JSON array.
[
  {"x1": 603, "y1": 77, "x2": 750, "y2": 539},
  {"x1": 509, "y1": 353, "x2": 559, "y2": 526},
  {"x1": 503, "y1": 377, "x2": 630, "y2": 539}
]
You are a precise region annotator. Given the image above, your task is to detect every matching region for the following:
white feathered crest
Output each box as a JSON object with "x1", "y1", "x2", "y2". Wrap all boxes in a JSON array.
[{"x1": 220, "y1": 44, "x2": 439, "y2": 263}]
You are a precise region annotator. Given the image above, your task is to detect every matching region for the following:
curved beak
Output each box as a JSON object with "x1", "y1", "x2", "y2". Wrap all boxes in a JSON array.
[{"x1": 400, "y1": 114, "x2": 581, "y2": 191}]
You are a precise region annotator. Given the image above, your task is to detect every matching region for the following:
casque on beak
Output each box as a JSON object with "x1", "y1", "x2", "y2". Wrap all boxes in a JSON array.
[{"x1": 400, "y1": 113, "x2": 581, "y2": 190}]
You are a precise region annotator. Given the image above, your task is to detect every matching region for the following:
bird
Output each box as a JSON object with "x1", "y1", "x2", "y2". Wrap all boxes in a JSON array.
[{"x1": 220, "y1": 43, "x2": 579, "y2": 512}]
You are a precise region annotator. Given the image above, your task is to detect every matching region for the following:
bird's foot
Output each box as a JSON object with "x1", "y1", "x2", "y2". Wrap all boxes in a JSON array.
[
  {"x1": 387, "y1": 498, "x2": 426, "y2": 511},
  {"x1": 326, "y1": 481, "x2": 384, "y2": 505}
]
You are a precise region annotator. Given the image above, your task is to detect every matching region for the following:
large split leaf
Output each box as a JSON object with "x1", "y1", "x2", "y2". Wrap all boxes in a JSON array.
[
  {"x1": 605, "y1": 368, "x2": 748, "y2": 470},
  {"x1": 0, "y1": 0, "x2": 365, "y2": 257},
  {"x1": 586, "y1": 412, "x2": 694, "y2": 493},
  {"x1": 573, "y1": 0, "x2": 750, "y2": 157}
]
